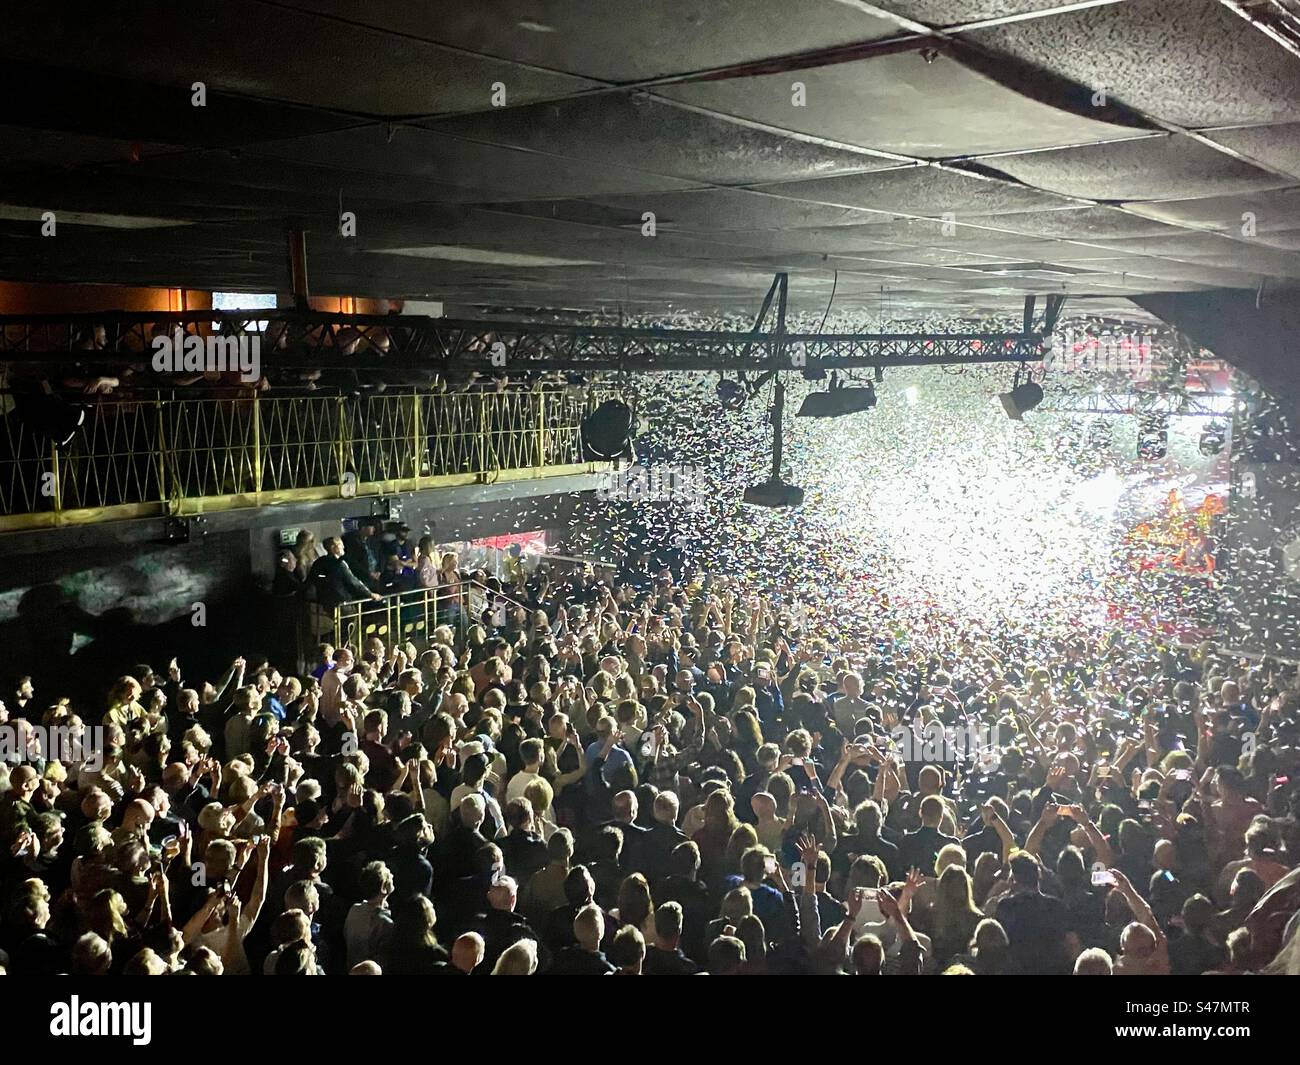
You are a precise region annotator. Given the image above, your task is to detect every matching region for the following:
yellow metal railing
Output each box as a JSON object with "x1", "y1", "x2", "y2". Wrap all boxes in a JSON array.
[
  {"x1": 327, "y1": 585, "x2": 453, "y2": 652},
  {"x1": 324, "y1": 579, "x2": 527, "y2": 652},
  {"x1": 0, "y1": 386, "x2": 615, "y2": 530}
]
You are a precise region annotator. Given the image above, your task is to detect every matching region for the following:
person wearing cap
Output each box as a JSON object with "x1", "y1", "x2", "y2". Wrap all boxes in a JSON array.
[
  {"x1": 381, "y1": 522, "x2": 416, "y2": 569},
  {"x1": 343, "y1": 518, "x2": 383, "y2": 590}
]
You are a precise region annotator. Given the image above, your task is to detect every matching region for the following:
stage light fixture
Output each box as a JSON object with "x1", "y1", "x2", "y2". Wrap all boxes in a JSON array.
[
  {"x1": 998, "y1": 380, "x2": 1044, "y2": 420},
  {"x1": 742, "y1": 478, "x2": 806, "y2": 508},
  {"x1": 1199, "y1": 422, "x2": 1227, "y2": 457},
  {"x1": 796, "y1": 375, "x2": 877, "y2": 418},
  {"x1": 13, "y1": 388, "x2": 87, "y2": 450},
  {"x1": 1137, "y1": 414, "x2": 1169, "y2": 460},
  {"x1": 580, "y1": 399, "x2": 635, "y2": 461},
  {"x1": 716, "y1": 377, "x2": 746, "y2": 411}
]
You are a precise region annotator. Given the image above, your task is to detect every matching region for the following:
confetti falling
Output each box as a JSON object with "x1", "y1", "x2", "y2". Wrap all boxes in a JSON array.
[{"x1": 560, "y1": 316, "x2": 1298, "y2": 660}]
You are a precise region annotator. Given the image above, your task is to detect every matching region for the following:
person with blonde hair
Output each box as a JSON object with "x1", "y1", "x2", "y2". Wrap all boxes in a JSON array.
[
  {"x1": 928, "y1": 865, "x2": 983, "y2": 970},
  {"x1": 70, "y1": 931, "x2": 113, "y2": 976},
  {"x1": 491, "y1": 937, "x2": 538, "y2": 975},
  {"x1": 103, "y1": 677, "x2": 144, "y2": 731},
  {"x1": 1074, "y1": 947, "x2": 1114, "y2": 975}
]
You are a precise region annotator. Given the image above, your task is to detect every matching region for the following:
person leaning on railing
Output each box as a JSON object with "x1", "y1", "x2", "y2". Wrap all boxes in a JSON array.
[{"x1": 309, "y1": 536, "x2": 382, "y2": 609}]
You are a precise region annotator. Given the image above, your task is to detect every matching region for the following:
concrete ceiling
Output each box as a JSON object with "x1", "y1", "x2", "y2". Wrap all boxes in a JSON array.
[{"x1": 1, "y1": 0, "x2": 1299, "y2": 323}]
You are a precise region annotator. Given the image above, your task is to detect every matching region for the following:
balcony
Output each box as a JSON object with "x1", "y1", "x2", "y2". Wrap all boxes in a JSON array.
[{"x1": 0, "y1": 385, "x2": 614, "y2": 532}]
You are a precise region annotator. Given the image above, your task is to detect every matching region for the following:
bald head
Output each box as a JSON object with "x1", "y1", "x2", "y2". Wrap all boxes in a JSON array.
[
  {"x1": 488, "y1": 877, "x2": 518, "y2": 912},
  {"x1": 9, "y1": 765, "x2": 38, "y2": 797},
  {"x1": 612, "y1": 790, "x2": 637, "y2": 824},
  {"x1": 121, "y1": 798, "x2": 155, "y2": 833},
  {"x1": 452, "y1": 932, "x2": 485, "y2": 974}
]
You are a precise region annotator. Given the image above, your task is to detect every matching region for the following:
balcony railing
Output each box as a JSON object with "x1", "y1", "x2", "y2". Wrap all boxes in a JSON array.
[
  {"x1": 0, "y1": 385, "x2": 615, "y2": 530},
  {"x1": 316, "y1": 578, "x2": 534, "y2": 657}
]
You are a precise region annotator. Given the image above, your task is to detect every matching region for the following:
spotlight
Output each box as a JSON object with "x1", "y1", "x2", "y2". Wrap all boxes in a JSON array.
[
  {"x1": 716, "y1": 377, "x2": 746, "y2": 411},
  {"x1": 796, "y1": 376, "x2": 877, "y2": 418},
  {"x1": 742, "y1": 478, "x2": 805, "y2": 508},
  {"x1": 998, "y1": 380, "x2": 1044, "y2": 420},
  {"x1": 580, "y1": 399, "x2": 635, "y2": 461},
  {"x1": 1137, "y1": 414, "x2": 1168, "y2": 460},
  {"x1": 12, "y1": 389, "x2": 87, "y2": 450},
  {"x1": 1199, "y1": 422, "x2": 1227, "y2": 457}
]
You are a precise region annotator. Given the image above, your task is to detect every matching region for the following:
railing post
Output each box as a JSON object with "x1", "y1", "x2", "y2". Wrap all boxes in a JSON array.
[
  {"x1": 156, "y1": 394, "x2": 170, "y2": 512},
  {"x1": 335, "y1": 394, "x2": 347, "y2": 495},
  {"x1": 535, "y1": 389, "x2": 545, "y2": 469},
  {"x1": 477, "y1": 393, "x2": 488, "y2": 480},
  {"x1": 251, "y1": 392, "x2": 263, "y2": 496},
  {"x1": 411, "y1": 390, "x2": 423, "y2": 485},
  {"x1": 49, "y1": 441, "x2": 62, "y2": 521}
]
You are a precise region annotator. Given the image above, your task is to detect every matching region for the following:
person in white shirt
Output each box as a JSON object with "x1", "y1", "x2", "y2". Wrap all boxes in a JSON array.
[
  {"x1": 318, "y1": 647, "x2": 354, "y2": 728},
  {"x1": 449, "y1": 754, "x2": 505, "y2": 838},
  {"x1": 506, "y1": 738, "x2": 546, "y2": 804},
  {"x1": 831, "y1": 671, "x2": 870, "y2": 738}
]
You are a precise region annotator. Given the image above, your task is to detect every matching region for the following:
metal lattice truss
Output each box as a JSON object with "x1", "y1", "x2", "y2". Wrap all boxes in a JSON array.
[
  {"x1": 0, "y1": 309, "x2": 1047, "y2": 375},
  {"x1": 1040, "y1": 389, "x2": 1235, "y2": 419}
]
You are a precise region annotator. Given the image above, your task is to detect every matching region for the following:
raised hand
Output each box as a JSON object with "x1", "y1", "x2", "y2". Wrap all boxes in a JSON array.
[
  {"x1": 876, "y1": 889, "x2": 903, "y2": 923},
  {"x1": 796, "y1": 832, "x2": 819, "y2": 868}
]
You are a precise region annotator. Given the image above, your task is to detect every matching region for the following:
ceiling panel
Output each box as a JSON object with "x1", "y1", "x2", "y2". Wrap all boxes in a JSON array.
[
  {"x1": 422, "y1": 94, "x2": 899, "y2": 186},
  {"x1": 972, "y1": 0, "x2": 1300, "y2": 128},
  {"x1": 244, "y1": 126, "x2": 700, "y2": 201},
  {"x1": 0, "y1": 0, "x2": 597, "y2": 117},
  {"x1": 276, "y1": 0, "x2": 902, "y2": 81},
  {"x1": 656, "y1": 51, "x2": 1140, "y2": 157},
  {"x1": 1199, "y1": 123, "x2": 1300, "y2": 182},
  {"x1": 970, "y1": 134, "x2": 1293, "y2": 201},
  {"x1": 753, "y1": 165, "x2": 1078, "y2": 216}
]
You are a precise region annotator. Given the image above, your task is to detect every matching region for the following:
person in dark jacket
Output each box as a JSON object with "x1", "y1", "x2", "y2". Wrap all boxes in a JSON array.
[{"x1": 310, "y1": 537, "x2": 381, "y2": 608}]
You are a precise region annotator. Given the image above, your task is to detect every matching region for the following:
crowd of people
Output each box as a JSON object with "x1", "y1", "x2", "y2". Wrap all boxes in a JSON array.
[{"x1": 2, "y1": 554, "x2": 1299, "y2": 976}]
